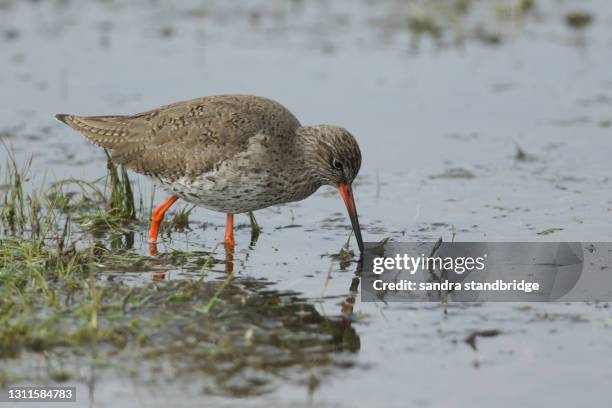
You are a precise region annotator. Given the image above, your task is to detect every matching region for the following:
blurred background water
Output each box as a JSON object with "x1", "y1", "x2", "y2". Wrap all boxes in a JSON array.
[{"x1": 1, "y1": 0, "x2": 612, "y2": 407}]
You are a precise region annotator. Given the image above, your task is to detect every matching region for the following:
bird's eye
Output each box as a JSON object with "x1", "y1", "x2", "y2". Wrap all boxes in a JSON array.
[{"x1": 332, "y1": 159, "x2": 343, "y2": 171}]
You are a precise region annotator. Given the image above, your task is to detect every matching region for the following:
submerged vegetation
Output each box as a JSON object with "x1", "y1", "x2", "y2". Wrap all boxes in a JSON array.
[
  {"x1": 376, "y1": 0, "x2": 541, "y2": 49},
  {"x1": 0, "y1": 152, "x2": 360, "y2": 395}
]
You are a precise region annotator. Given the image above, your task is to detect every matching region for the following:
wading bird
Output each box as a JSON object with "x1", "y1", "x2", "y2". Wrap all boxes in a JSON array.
[{"x1": 56, "y1": 95, "x2": 364, "y2": 253}]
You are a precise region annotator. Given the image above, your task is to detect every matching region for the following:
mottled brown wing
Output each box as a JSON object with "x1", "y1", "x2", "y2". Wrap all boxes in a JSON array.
[{"x1": 56, "y1": 95, "x2": 301, "y2": 180}]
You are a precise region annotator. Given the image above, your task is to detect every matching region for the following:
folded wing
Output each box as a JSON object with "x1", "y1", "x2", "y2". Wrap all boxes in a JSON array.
[{"x1": 56, "y1": 95, "x2": 301, "y2": 181}]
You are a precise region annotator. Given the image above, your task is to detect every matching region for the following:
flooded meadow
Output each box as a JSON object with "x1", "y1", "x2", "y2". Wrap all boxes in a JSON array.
[{"x1": 1, "y1": 0, "x2": 612, "y2": 407}]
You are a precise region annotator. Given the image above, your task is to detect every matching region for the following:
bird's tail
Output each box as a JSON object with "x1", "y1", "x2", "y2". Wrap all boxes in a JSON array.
[{"x1": 55, "y1": 114, "x2": 129, "y2": 149}]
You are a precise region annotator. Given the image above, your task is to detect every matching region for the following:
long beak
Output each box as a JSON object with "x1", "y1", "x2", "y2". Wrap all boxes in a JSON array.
[{"x1": 338, "y1": 183, "x2": 364, "y2": 253}]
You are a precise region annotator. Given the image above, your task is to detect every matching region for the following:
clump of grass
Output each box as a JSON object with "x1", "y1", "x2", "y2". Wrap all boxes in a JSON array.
[
  {"x1": 248, "y1": 211, "x2": 260, "y2": 243},
  {"x1": 1, "y1": 151, "x2": 137, "y2": 242},
  {"x1": 515, "y1": 144, "x2": 538, "y2": 162},
  {"x1": 105, "y1": 150, "x2": 136, "y2": 221},
  {"x1": 537, "y1": 227, "x2": 563, "y2": 236},
  {"x1": 326, "y1": 234, "x2": 357, "y2": 270},
  {"x1": 165, "y1": 205, "x2": 195, "y2": 233},
  {"x1": 74, "y1": 152, "x2": 136, "y2": 231},
  {"x1": 565, "y1": 11, "x2": 593, "y2": 30},
  {"x1": 0, "y1": 149, "x2": 143, "y2": 314},
  {"x1": 0, "y1": 153, "x2": 29, "y2": 236},
  {"x1": 0, "y1": 153, "x2": 155, "y2": 360},
  {"x1": 408, "y1": 12, "x2": 441, "y2": 39}
]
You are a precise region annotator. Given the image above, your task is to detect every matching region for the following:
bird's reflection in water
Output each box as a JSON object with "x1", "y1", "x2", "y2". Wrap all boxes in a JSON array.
[
  {"x1": 148, "y1": 211, "x2": 262, "y2": 273},
  {"x1": 73, "y1": 260, "x2": 361, "y2": 404},
  {"x1": 224, "y1": 241, "x2": 235, "y2": 273},
  {"x1": 147, "y1": 239, "x2": 235, "y2": 273}
]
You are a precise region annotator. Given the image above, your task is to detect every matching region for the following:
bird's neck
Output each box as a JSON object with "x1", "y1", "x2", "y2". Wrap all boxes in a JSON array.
[{"x1": 293, "y1": 126, "x2": 325, "y2": 190}]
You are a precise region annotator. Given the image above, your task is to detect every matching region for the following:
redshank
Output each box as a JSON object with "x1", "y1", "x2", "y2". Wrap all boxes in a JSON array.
[{"x1": 55, "y1": 94, "x2": 364, "y2": 252}]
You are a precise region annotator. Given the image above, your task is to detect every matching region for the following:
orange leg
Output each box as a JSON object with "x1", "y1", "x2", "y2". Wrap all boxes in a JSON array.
[
  {"x1": 224, "y1": 213, "x2": 235, "y2": 247},
  {"x1": 224, "y1": 213, "x2": 235, "y2": 272},
  {"x1": 149, "y1": 195, "x2": 178, "y2": 243}
]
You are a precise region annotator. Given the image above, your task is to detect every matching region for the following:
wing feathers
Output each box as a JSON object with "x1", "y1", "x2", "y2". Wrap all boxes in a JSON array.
[{"x1": 55, "y1": 95, "x2": 301, "y2": 180}]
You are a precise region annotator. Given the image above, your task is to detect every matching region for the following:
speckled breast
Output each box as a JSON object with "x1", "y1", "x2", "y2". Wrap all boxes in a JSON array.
[{"x1": 154, "y1": 167, "x2": 318, "y2": 214}]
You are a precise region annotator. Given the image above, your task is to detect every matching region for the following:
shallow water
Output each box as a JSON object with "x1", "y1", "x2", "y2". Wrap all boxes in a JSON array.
[{"x1": 1, "y1": 0, "x2": 612, "y2": 407}]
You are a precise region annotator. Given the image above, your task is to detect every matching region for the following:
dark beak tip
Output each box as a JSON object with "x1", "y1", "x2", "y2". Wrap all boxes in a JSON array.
[{"x1": 339, "y1": 183, "x2": 364, "y2": 254}]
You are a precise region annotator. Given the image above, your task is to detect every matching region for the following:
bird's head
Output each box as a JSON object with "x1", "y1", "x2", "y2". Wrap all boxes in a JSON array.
[{"x1": 298, "y1": 125, "x2": 364, "y2": 252}]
